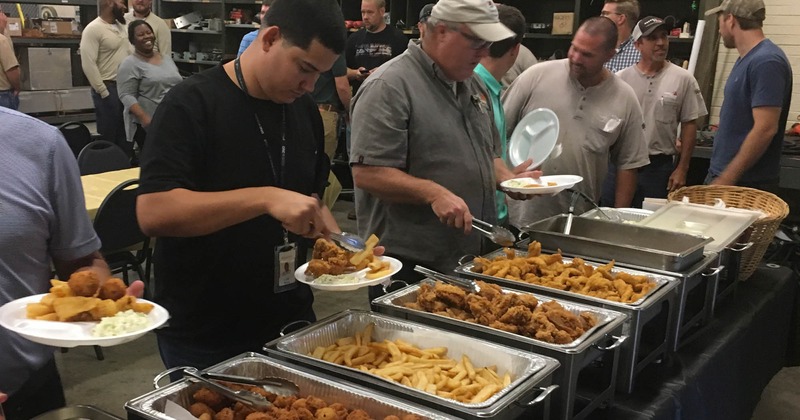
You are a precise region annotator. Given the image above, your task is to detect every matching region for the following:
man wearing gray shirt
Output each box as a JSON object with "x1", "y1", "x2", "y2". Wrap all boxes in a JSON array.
[
  {"x1": 350, "y1": 0, "x2": 536, "y2": 296},
  {"x1": 503, "y1": 17, "x2": 648, "y2": 226}
]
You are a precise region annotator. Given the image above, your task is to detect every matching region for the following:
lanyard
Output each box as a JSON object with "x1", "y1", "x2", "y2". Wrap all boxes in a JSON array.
[
  {"x1": 234, "y1": 58, "x2": 290, "y2": 243},
  {"x1": 234, "y1": 57, "x2": 287, "y2": 188}
]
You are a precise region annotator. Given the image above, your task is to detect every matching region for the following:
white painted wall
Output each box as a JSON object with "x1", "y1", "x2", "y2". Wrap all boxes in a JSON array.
[{"x1": 709, "y1": 0, "x2": 800, "y2": 127}]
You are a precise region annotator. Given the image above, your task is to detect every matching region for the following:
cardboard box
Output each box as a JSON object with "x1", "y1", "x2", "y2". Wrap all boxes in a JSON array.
[
  {"x1": 5, "y1": 18, "x2": 22, "y2": 37},
  {"x1": 40, "y1": 19, "x2": 76, "y2": 35},
  {"x1": 552, "y1": 12, "x2": 574, "y2": 35}
]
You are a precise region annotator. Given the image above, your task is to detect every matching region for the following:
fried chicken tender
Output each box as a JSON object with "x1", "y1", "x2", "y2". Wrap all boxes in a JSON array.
[
  {"x1": 433, "y1": 283, "x2": 467, "y2": 308},
  {"x1": 305, "y1": 239, "x2": 355, "y2": 278},
  {"x1": 215, "y1": 407, "x2": 235, "y2": 420},
  {"x1": 97, "y1": 277, "x2": 127, "y2": 300},
  {"x1": 194, "y1": 387, "x2": 227, "y2": 411},
  {"x1": 67, "y1": 270, "x2": 100, "y2": 297},
  {"x1": 189, "y1": 402, "x2": 215, "y2": 418}
]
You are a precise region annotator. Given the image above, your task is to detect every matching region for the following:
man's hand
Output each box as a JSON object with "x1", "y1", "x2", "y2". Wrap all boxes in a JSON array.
[
  {"x1": 430, "y1": 190, "x2": 473, "y2": 234},
  {"x1": 265, "y1": 189, "x2": 333, "y2": 238},
  {"x1": 668, "y1": 168, "x2": 687, "y2": 191},
  {"x1": 505, "y1": 158, "x2": 544, "y2": 201},
  {"x1": 711, "y1": 173, "x2": 736, "y2": 186}
]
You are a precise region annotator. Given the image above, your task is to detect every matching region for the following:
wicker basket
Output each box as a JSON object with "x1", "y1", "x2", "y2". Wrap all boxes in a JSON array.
[{"x1": 667, "y1": 185, "x2": 789, "y2": 281}]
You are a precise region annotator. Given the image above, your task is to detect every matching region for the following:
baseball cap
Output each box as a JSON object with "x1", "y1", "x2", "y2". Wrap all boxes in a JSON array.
[
  {"x1": 431, "y1": 0, "x2": 515, "y2": 42},
  {"x1": 419, "y1": 3, "x2": 434, "y2": 22},
  {"x1": 704, "y1": 0, "x2": 766, "y2": 21},
  {"x1": 631, "y1": 16, "x2": 669, "y2": 42}
]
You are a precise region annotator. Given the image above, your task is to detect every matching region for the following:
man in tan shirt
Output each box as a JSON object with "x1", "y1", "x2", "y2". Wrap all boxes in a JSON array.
[
  {"x1": 124, "y1": 0, "x2": 170, "y2": 57},
  {"x1": 80, "y1": 0, "x2": 132, "y2": 155},
  {"x1": 0, "y1": 9, "x2": 20, "y2": 110}
]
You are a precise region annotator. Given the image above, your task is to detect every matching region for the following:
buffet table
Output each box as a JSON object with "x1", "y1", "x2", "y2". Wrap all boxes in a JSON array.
[{"x1": 587, "y1": 265, "x2": 797, "y2": 420}]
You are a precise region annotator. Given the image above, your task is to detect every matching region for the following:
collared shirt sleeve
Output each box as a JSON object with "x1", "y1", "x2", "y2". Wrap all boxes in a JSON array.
[
  {"x1": 611, "y1": 90, "x2": 649, "y2": 170},
  {"x1": 350, "y1": 78, "x2": 410, "y2": 169}
]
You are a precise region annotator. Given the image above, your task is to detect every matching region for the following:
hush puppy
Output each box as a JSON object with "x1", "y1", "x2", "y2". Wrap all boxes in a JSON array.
[{"x1": 67, "y1": 271, "x2": 100, "y2": 297}]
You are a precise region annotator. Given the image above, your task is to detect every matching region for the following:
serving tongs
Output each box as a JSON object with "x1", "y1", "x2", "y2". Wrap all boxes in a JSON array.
[
  {"x1": 414, "y1": 265, "x2": 480, "y2": 294},
  {"x1": 472, "y1": 217, "x2": 516, "y2": 247},
  {"x1": 328, "y1": 231, "x2": 366, "y2": 252},
  {"x1": 563, "y1": 189, "x2": 621, "y2": 234},
  {"x1": 180, "y1": 367, "x2": 298, "y2": 409}
]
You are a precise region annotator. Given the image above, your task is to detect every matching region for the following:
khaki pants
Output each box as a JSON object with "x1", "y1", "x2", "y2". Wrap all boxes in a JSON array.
[{"x1": 318, "y1": 107, "x2": 341, "y2": 209}]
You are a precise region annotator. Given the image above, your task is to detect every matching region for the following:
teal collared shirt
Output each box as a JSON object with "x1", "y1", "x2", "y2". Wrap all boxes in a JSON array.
[{"x1": 474, "y1": 64, "x2": 508, "y2": 223}]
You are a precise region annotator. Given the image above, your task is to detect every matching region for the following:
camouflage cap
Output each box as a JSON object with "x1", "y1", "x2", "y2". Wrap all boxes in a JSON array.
[{"x1": 705, "y1": 0, "x2": 766, "y2": 21}]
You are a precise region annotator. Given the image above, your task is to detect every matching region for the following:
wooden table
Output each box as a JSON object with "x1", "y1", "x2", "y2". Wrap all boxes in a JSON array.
[{"x1": 81, "y1": 167, "x2": 140, "y2": 219}]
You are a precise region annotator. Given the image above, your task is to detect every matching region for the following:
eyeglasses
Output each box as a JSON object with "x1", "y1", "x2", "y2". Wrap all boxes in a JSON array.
[
  {"x1": 600, "y1": 11, "x2": 623, "y2": 17},
  {"x1": 451, "y1": 27, "x2": 493, "y2": 50}
]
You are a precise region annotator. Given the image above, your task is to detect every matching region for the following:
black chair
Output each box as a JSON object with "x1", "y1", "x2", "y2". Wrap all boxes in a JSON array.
[
  {"x1": 77, "y1": 140, "x2": 131, "y2": 175},
  {"x1": 93, "y1": 179, "x2": 152, "y2": 288},
  {"x1": 57, "y1": 121, "x2": 93, "y2": 159}
]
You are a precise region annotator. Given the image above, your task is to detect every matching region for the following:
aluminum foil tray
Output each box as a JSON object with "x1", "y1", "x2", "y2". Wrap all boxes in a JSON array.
[
  {"x1": 265, "y1": 310, "x2": 560, "y2": 419},
  {"x1": 455, "y1": 248, "x2": 677, "y2": 309},
  {"x1": 579, "y1": 207, "x2": 652, "y2": 223},
  {"x1": 33, "y1": 405, "x2": 122, "y2": 420},
  {"x1": 125, "y1": 353, "x2": 454, "y2": 420},
  {"x1": 374, "y1": 279, "x2": 628, "y2": 352}
]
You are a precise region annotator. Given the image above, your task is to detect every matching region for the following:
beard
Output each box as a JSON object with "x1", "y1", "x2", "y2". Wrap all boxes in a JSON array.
[{"x1": 113, "y1": 5, "x2": 126, "y2": 24}]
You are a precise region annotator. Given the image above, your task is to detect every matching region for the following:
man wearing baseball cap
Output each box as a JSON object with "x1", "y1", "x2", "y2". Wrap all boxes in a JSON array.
[
  {"x1": 601, "y1": 16, "x2": 708, "y2": 207},
  {"x1": 704, "y1": 0, "x2": 792, "y2": 190},
  {"x1": 350, "y1": 0, "x2": 537, "y2": 299}
]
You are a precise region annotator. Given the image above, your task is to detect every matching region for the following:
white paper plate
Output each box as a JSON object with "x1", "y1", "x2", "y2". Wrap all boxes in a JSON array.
[
  {"x1": 0, "y1": 294, "x2": 169, "y2": 348},
  {"x1": 508, "y1": 108, "x2": 560, "y2": 169},
  {"x1": 501, "y1": 175, "x2": 583, "y2": 195},
  {"x1": 295, "y1": 256, "x2": 402, "y2": 292}
]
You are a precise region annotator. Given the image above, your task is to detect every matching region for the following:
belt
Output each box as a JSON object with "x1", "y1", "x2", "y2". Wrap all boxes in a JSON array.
[
  {"x1": 649, "y1": 154, "x2": 674, "y2": 161},
  {"x1": 318, "y1": 104, "x2": 340, "y2": 112},
  {"x1": 103, "y1": 80, "x2": 116, "y2": 85}
]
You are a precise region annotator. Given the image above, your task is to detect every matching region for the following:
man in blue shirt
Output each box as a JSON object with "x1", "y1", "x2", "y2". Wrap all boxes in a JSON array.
[
  {"x1": 237, "y1": 0, "x2": 272, "y2": 57},
  {"x1": 705, "y1": 0, "x2": 792, "y2": 191},
  {"x1": 473, "y1": 4, "x2": 530, "y2": 226}
]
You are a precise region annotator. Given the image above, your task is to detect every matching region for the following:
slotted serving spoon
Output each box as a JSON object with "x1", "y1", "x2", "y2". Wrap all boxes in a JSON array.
[{"x1": 472, "y1": 218, "x2": 516, "y2": 247}]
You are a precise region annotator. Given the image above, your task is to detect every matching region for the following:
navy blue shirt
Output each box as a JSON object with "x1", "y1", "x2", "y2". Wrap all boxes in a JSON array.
[{"x1": 710, "y1": 39, "x2": 792, "y2": 184}]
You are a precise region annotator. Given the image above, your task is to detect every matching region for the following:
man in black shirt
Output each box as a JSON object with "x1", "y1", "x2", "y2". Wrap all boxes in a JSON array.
[
  {"x1": 136, "y1": 0, "x2": 346, "y2": 373},
  {"x1": 345, "y1": 0, "x2": 408, "y2": 93}
]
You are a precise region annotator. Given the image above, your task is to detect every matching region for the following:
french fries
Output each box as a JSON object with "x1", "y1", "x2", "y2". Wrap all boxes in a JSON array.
[
  {"x1": 350, "y1": 234, "x2": 380, "y2": 267},
  {"x1": 309, "y1": 323, "x2": 512, "y2": 404},
  {"x1": 25, "y1": 278, "x2": 153, "y2": 322}
]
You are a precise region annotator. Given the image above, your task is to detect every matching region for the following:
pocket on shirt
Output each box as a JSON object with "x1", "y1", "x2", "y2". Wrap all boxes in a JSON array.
[
  {"x1": 583, "y1": 116, "x2": 621, "y2": 154},
  {"x1": 657, "y1": 97, "x2": 679, "y2": 124}
]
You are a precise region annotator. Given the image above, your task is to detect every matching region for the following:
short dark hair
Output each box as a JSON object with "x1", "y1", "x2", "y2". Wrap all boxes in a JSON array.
[
  {"x1": 581, "y1": 16, "x2": 618, "y2": 52},
  {"x1": 128, "y1": 20, "x2": 153, "y2": 44},
  {"x1": 734, "y1": 14, "x2": 763, "y2": 30},
  {"x1": 263, "y1": 0, "x2": 346, "y2": 54},
  {"x1": 488, "y1": 4, "x2": 525, "y2": 58}
]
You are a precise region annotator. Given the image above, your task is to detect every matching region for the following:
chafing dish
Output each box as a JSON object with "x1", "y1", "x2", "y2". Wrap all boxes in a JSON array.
[
  {"x1": 455, "y1": 248, "x2": 680, "y2": 394},
  {"x1": 579, "y1": 207, "x2": 652, "y2": 223},
  {"x1": 520, "y1": 214, "x2": 712, "y2": 272},
  {"x1": 33, "y1": 406, "x2": 122, "y2": 420},
  {"x1": 264, "y1": 310, "x2": 560, "y2": 420},
  {"x1": 372, "y1": 279, "x2": 628, "y2": 420},
  {"x1": 125, "y1": 352, "x2": 454, "y2": 420}
]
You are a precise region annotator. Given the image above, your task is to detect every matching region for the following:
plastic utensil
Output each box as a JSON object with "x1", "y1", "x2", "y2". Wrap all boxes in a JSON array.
[
  {"x1": 328, "y1": 232, "x2": 366, "y2": 252},
  {"x1": 472, "y1": 218, "x2": 516, "y2": 247}
]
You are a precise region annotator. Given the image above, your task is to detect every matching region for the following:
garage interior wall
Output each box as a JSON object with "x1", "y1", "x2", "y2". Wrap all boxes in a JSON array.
[{"x1": 710, "y1": 0, "x2": 800, "y2": 126}]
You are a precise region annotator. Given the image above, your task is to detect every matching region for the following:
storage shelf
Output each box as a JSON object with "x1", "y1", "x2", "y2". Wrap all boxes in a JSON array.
[
  {"x1": 11, "y1": 37, "x2": 81, "y2": 45},
  {"x1": 170, "y1": 29, "x2": 222, "y2": 34}
]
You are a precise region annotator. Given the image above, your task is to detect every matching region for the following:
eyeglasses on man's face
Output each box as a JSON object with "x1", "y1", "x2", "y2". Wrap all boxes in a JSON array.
[
  {"x1": 600, "y1": 10, "x2": 623, "y2": 17},
  {"x1": 450, "y1": 26, "x2": 493, "y2": 50}
]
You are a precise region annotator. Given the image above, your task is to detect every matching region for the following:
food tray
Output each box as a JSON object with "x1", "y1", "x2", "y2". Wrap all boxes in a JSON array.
[
  {"x1": 264, "y1": 310, "x2": 560, "y2": 420},
  {"x1": 125, "y1": 353, "x2": 455, "y2": 420},
  {"x1": 455, "y1": 248, "x2": 675, "y2": 308},
  {"x1": 33, "y1": 405, "x2": 122, "y2": 420},
  {"x1": 520, "y1": 214, "x2": 712, "y2": 272},
  {"x1": 373, "y1": 279, "x2": 626, "y2": 352},
  {"x1": 373, "y1": 280, "x2": 629, "y2": 420},
  {"x1": 579, "y1": 207, "x2": 652, "y2": 223}
]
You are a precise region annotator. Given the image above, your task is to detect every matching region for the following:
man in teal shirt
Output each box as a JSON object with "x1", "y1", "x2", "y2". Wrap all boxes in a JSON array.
[{"x1": 474, "y1": 4, "x2": 528, "y2": 225}]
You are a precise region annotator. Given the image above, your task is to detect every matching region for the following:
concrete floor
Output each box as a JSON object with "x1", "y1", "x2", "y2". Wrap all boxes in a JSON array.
[{"x1": 55, "y1": 198, "x2": 800, "y2": 419}]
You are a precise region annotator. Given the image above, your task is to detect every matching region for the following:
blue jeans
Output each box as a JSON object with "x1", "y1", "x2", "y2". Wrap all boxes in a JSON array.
[
  {"x1": 90, "y1": 82, "x2": 129, "y2": 155},
  {"x1": 601, "y1": 155, "x2": 675, "y2": 208},
  {"x1": 0, "y1": 89, "x2": 20, "y2": 110}
]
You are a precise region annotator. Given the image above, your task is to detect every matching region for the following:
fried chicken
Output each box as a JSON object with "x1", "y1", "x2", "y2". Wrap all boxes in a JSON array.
[
  {"x1": 433, "y1": 283, "x2": 467, "y2": 308},
  {"x1": 305, "y1": 239, "x2": 355, "y2": 278}
]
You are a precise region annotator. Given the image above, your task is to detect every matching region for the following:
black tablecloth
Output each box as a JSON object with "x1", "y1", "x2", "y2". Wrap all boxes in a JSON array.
[{"x1": 588, "y1": 265, "x2": 798, "y2": 420}]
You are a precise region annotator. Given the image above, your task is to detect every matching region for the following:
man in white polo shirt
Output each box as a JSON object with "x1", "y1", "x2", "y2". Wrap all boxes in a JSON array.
[{"x1": 124, "y1": 0, "x2": 171, "y2": 57}]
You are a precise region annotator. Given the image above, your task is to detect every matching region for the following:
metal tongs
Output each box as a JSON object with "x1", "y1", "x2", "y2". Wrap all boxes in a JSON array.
[
  {"x1": 472, "y1": 217, "x2": 516, "y2": 247},
  {"x1": 181, "y1": 367, "x2": 299, "y2": 409},
  {"x1": 563, "y1": 189, "x2": 621, "y2": 234},
  {"x1": 414, "y1": 265, "x2": 480, "y2": 294},
  {"x1": 328, "y1": 231, "x2": 366, "y2": 252}
]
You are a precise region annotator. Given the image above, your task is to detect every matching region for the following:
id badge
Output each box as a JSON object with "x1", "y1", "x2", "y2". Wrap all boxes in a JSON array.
[{"x1": 274, "y1": 242, "x2": 298, "y2": 293}]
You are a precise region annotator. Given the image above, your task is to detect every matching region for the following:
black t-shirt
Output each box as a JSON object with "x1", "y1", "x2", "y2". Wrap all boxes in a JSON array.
[
  {"x1": 139, "y1": 65, "x2": 328, "y2": 346},
  {"x1": 345, "y1": 26, "x2": 408, "y2": 92}
]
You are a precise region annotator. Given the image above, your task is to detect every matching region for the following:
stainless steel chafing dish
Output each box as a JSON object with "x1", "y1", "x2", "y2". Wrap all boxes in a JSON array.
[
  {"x1": 520, "y1": 214, "x2": 712, "y2": 272},
  {"x1": 372, "y1": 279, "x2": 628, "y2": 420},
  {"x1": 263, "y1": 310, "x2": 560, "y2": 420},
  {"x1": 454, "y1": 248, "x2": 680, "y2": 394},
  {"x1": 125, "y1": 352, "x2": 455, "y2": 420},
  {"x1": 579, "y1": 207, "x2": 652, "y2": 223}
]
